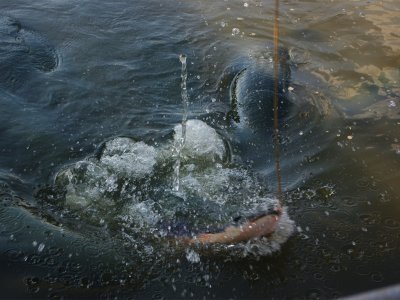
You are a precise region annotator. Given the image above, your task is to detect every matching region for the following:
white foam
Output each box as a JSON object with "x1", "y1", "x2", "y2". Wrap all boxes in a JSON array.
[
  {"x1": 62, "y1": 161, "x2": 114, "y2": 210},
  {"x1": 174, "y1": 120, "x2": 226, "y2": 163},
  {"x1": 120, "y1": 200, "x2": 161, "y2": 231},
  {"x1": 218, "y1": 207, "x2": 295, "y2": 257},
  {"x1": 100, "y1": 138, "x2": 157, "y2": 179}
]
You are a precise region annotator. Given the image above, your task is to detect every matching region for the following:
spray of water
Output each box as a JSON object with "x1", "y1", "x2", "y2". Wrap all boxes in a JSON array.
[
  {"x1": 273, "y1": 0, "x2": 283, "y2": 208},
  {"x1": 172, "y1": 54, "x2": 190, "y2": 192}
]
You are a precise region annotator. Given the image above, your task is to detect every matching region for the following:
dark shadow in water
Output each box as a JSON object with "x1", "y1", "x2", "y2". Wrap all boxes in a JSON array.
[{"x1": 0, "y1": 15, "x2": 58, "y2": 93}]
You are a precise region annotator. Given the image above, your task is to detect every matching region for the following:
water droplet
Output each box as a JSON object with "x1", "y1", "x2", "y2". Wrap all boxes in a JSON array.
[
  {"x1": 179, "y1": 54, "x2": 187, "y2": 64},
  {"x1": 24, "y1": 277, "x2": 40, "y2": 294},
  {"x1": 185, "y1": 249, "x2": 200, "y2": 263},
  {"x1": 391, "y1": 144, "x2": 400, "y2": 154},
  {"x1": 371, "y1": 272, "x2": 384, "y2": 282},
  {"x1": 38, "y1": 243, "x2": 45, "y2": 252}
]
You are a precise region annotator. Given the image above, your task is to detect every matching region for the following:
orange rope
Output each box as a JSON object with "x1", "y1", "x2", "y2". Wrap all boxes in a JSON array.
[{"x1": 273, "y1": 0, "x2": 283, "y2": 207}]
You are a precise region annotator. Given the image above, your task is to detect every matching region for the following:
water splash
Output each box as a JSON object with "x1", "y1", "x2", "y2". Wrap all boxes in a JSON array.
[
  {"x1": 172, "y1": 54, "x2": 190, "y2": 192},
  {"x1": 50, "y1": 119, "x2": 295, "y2": 257},
  {"x1": 173, "y1": 119, "x2": 226, "y2": 164}
]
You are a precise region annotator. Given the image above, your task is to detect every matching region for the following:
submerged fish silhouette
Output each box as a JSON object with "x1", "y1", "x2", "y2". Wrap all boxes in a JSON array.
[{"x1": 0, "y1": 15, "x2": 58, "y2": 91}]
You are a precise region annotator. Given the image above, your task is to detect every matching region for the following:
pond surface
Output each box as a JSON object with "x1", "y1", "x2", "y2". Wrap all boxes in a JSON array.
[{"x1": 0, "y1": 0, "x2": 399, "y2": 298}]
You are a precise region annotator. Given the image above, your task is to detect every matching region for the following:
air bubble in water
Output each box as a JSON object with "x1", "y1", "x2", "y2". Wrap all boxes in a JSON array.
[{"x1": 232, "y1": 28, "x2": 240, "y2": 36}]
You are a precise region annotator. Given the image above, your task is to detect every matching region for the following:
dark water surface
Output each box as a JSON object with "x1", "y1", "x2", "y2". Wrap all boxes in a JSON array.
[{"x1": 1, "y1": 0, "x2": 399, "y2": 298}]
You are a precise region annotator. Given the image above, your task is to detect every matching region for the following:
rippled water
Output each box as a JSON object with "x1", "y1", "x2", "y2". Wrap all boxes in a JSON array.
[{"x1": 1, "y1": 0, "x2": 399, "y2": 298}]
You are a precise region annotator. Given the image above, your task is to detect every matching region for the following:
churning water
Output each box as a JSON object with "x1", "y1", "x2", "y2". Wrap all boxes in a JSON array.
[{"x1": 0, "y1": 0, "x2": 399, "y2": 298}]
